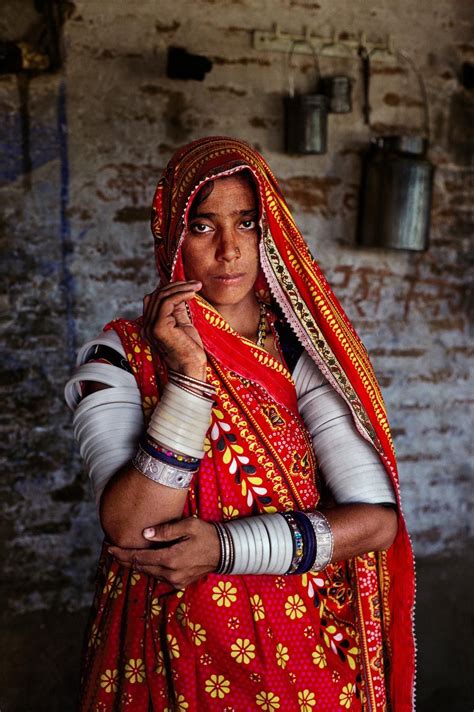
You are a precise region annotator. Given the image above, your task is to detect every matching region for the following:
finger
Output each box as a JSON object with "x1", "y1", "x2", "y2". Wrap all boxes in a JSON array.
[
  {"x1": 143, "y1": 289, "x2": 199, "y2": 342},
  {"x1": 143, "y1": 520, "x2": 192, "y2": 543}
]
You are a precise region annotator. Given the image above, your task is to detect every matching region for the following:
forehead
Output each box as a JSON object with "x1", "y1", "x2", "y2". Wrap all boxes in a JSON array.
[{"x1": 196, "y1": 174, "x2": 257, "y2": 213}]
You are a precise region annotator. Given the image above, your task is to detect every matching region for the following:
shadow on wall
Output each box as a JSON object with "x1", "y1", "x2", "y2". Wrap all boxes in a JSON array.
[{"x1": 0, "y1": 555, "x2": 472, "y2": 711}]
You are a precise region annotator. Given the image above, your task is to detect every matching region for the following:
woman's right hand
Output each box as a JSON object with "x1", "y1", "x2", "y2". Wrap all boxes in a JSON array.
[{"x1": 142, "y1": 280, "x2": 207, "y2": 379}]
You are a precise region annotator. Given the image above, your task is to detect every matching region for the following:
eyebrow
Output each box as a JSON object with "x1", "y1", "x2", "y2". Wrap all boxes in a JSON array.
[{"x1": 192, "y1": 208, "x2": 257, "y2": 219}]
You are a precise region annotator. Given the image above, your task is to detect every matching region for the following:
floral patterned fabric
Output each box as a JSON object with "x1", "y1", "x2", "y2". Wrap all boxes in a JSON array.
[
  {"x1": 80, "y1": 319, "x2": 365, "y2": 712},
  {"x1": 78, "y1": 137, "x2": 415, "y2": 711}
]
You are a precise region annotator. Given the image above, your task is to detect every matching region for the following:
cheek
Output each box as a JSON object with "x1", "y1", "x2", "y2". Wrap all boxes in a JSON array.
[{"x1": 181, "y1": 243, "x2": 204, "y2": 280}]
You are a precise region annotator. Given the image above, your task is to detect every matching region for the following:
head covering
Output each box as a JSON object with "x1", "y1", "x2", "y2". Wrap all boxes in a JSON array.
[{"x1": 150, "y1": 136, "x2": 415, "y2": 710}]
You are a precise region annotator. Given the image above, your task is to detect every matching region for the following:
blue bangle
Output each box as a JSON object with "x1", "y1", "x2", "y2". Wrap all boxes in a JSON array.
[
  {"x1": 139, "y1": 437, "x2": 199, "y2": 471},
  {"x1": 292, "y1": 511, "x2": 317, "y2": 574},
  {"x1": 282, "y1": 512, "x2": 304, "y2": 574}
]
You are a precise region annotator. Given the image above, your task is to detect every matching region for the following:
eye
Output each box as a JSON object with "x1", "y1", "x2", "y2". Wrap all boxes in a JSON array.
[
  {"x1": 240, "y1": 219, "x2": 257, "y2": 230},
  {"x1": 189, "y1": 222, "x2": 213, "y2": 235}
]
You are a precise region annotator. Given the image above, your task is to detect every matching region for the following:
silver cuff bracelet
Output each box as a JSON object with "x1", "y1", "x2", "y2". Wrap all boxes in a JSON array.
[
  {"x1": 306, "y1": 512, "x2": 334, "y2": 571},
  {"x1": 132, "y1": 446, "x2": 196, "y2": 489}
]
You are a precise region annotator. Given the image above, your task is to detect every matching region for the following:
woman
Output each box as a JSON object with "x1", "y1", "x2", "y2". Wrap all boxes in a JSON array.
[{"x1": 65, "y1": 136, "x2": 415, "y2": 711}]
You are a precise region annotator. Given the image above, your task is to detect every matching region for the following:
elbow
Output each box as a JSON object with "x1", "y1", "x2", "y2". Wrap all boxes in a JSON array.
[
  {"x1": 99, "y1": 495, "x2": 147, "y2": 549},
  {"x1": 376, "y1": 506, "x2": 398, "y2": 551}
]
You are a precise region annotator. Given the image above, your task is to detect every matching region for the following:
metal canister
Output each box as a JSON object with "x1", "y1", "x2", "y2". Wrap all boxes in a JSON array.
[
  {"x1": 284, "y1": 94, "x2": 329, "y2": 154},
  {"x1": 322, "y1": 75, "x2": 352, "y2": 113},
  {"x1": 358, "y1": 135, "x2": 434, "y2": 251}
]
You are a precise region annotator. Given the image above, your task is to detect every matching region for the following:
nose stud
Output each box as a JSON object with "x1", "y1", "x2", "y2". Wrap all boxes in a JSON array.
[{"x1": 235, "y1": 246, "x2": 241, "y2": 257}]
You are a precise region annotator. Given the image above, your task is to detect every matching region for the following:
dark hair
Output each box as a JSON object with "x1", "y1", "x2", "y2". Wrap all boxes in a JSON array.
[{"x1": 188, "y1": 169, "x2": 258, "y2": 220}]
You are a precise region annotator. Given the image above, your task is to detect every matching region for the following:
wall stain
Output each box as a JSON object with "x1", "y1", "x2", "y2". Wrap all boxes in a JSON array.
[
  {"x1": 114, "y1": 206, "x2": 150, "y2": 223},
  {"x1": 209, "y1": 85, "x2": 247, "y2": 96},
  {"x1": 280, "y1": 175, "x2": 341, "y2": 217},
  {"x1": 155, "y1": 20, "x2": 180, "y2": 33}
]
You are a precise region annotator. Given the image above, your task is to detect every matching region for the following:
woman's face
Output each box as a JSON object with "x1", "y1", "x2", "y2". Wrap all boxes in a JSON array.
[{"x1": 181, "y1": 174, "x2": 260, "y2": 312}]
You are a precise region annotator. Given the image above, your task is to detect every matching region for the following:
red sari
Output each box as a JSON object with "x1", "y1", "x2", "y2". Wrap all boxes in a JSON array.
[{"x1": 79, "y1": 137, "x2": 415, "y2": 712}]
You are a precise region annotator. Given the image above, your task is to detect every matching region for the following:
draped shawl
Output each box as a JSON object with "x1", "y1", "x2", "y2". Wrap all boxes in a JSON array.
[{"x1": 80, "y1": 136, "x2": 415, "y2": 712}]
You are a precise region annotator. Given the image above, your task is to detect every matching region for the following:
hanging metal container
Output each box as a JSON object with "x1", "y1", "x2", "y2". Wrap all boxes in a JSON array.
[
  {"x1": 358, "y1": 51, "x2": 434, "y2": 251},
  {"x1": 284, "y1": 40, "x2": 329, "y2": 154},
  {"x1": 321, "y1": 75, "x2": 352, "y2": 113}
]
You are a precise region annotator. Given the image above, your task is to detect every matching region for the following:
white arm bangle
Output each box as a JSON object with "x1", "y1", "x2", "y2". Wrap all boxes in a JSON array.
[
  {"x1": 147, "y1": 381, "x2": 213, "y2": 459},
  {"x1": 294, "y1": 351, "x2": 396, "y2": 506}
]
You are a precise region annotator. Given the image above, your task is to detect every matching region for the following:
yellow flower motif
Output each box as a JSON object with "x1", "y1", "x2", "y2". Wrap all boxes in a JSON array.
[
  {"x1": 298, "y1": 689, "x2": 317, "y2": 711},
  {"x1": 230, "y1": 637, "x2": 256, "y2": 665},
  {"x1": 339, "y1": 683, "x2": 355, "y2": 709},
  {"x1": 174, "y1": 694, "x2": 189, "y2": 711},
  {"x1": 312, "y1": 644, "x2": 327, "y2": 668},
  {"x1": 167, "y1": 634, "x2": 180, "y2": 659},
  {"x1": 100, "y1": 668, "x2": 118, "y2": 693},
  {"x1": 176, "y1": 602, "x2": 190, "y2": 627},
  {"x1": 151, "y1": 597, "x2": 161, "y2": 617},
  {"x1": 212, "y1": 581, "x2": 238, "y2": 608},
  {"x1": 284, "y1": 594, "x2": 307, "y2": 620},
  {"x1": 131, "y1": 571, "x2": 141, "y2": 586},
  {"x1": 124, "y1": 658, "x2": 145, "y2": 684},
  {"x1": 102, "y1": 571, "x2": 123, "y2": 599},
  {"x1": 222, "y1": 504, "x2": 239, "y2": 519},
  {"x1": 189, "y1": 621, "x2": 207, "y2": 646},
  {"x1": 156, "y1": 651, "x2": 165, "y2": 675},
  {"x1": 303, "y1": 626, "x2": 315, "y2": 639},
  {"x1": 200, "y1": 653, "x2": 213, "y2": 666},
  {"x1": 250, "y1": 594, "x2": 265, "y2": 621},
  {"x1": 275, "y1": 643, "x2": 289, "y2": 669},
  {"x1": 275, "y1": 577, "x2": 286, "y2": 589},
  {"x1": 205, "y1": 674, "x2": 230, "y2": 699},
  {"x1": 256, "y1": 690, "x2": 281, "y2": 710},
  {"x1": 89, "y1": 623, "x2": 101, "y2": 648},
  {"x1": 143, "y1": 395, "x2": 158, "y2": 417}
]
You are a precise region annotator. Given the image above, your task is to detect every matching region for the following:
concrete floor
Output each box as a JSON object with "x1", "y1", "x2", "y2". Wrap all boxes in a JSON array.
[{"x1": 0, "y1": 555, "x2": 472, "y2": 711}]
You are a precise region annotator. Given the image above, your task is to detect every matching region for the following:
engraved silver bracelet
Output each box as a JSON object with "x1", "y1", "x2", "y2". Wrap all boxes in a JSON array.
[
  {"x1": 305, "y1": 511, "x2": 334, "y2": 571},
  {"x1": 132, "y1": 445, "x2": 197, "y2": 489}
]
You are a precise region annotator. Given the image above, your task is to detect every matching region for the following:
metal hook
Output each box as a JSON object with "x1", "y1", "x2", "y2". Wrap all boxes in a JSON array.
[{"x1": 287, "y1": 38, "x2": 321, "y2": 97}]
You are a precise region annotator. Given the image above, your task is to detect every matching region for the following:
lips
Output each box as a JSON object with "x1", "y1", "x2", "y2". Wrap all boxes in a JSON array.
[{"x1": 213, "y1": 273, "x2": 245, "y2": 283}]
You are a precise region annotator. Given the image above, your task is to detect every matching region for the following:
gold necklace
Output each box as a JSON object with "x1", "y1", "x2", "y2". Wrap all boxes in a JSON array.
[{"x1": 256, "y1": 301, "x2": 267, "y2": 348}]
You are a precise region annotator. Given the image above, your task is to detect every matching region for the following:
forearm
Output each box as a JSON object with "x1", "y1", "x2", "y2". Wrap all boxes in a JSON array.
[
  {"x1": 100, "y1": 464, "x2": 188, "y2": 548},
  {"x1": 214, "y1": 502, "x2": 398, "y2": 576},
  {"x1": 322, "y1": 503, "x2": 398, "y2": 561}
]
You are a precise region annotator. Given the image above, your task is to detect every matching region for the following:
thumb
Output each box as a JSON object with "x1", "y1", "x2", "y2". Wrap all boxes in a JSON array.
[{"x1": 142, "y1": 521, "x2": 184, "y2": 542}]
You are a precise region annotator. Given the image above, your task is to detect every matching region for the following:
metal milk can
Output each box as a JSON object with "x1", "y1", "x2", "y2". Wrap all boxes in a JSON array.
[
  {"x1": 358, "y1": 51, "x2": 434, "y2": 251},
  {"x1": 284, "y1": 40, "x2": 329, "y2": 154}
]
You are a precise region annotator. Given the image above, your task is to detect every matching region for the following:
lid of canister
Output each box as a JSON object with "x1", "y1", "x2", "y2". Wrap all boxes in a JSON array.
[{"x1": 373, "y1": 135, "x2": 428, "y2": 155}]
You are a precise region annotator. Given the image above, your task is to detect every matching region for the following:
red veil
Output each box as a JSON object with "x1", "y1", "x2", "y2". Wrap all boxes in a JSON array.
[{"x1": 82, "y1": 137, "x2": 415, "y2": 711}]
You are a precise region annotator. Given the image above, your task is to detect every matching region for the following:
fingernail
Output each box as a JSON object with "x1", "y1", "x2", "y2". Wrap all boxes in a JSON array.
[{"x1": 143, "y1": 527, "x2": 155, "y2": 539}]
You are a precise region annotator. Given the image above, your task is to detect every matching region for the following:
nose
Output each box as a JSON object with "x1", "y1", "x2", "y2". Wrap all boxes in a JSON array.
[{"x1": 215, "y1": 224, "x2": 240, "y2": 262}]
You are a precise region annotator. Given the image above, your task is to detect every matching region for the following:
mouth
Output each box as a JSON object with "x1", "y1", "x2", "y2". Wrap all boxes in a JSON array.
[{"x1": 213, "y1": 273, "x2": 245, "y2": 284}]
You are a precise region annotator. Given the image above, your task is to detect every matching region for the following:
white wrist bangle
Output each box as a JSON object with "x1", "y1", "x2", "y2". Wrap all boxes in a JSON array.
[{"x1": 220, "y1": 514, "x2": 294, "y2": 575}]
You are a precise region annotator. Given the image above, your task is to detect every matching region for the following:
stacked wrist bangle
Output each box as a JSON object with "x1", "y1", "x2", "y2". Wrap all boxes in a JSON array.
[
  {"x1": 132, "y1": 370, "x2": 215, "y2": 489},
  {"x1": 213, "y1": 510, "x2": 334, "y2": 576}
]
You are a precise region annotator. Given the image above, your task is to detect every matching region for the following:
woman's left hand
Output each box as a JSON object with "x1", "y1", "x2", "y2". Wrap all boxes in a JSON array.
[{"x1": 107, "y1": 517, "x2": 220, "y2": 588}]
